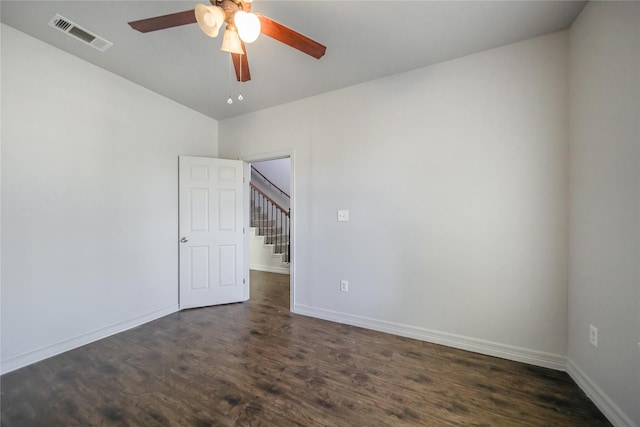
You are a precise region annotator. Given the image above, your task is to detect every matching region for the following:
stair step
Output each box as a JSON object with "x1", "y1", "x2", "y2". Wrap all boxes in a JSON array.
[
  {"x1": 253, "y1": 232, "x2": 287, "y2": 240},
  {"x1": 262, "y1": 239, "x2": 288, "y2": 249},
  {"x1": 252, "y1": 219, "x2": 276, "y2": 226},
  {"x1": 257, "y1": 231, "x2": 286, "y2": 238},
  {"x1": 264, "y1": 238, "x2": 287, "y2": 245},
  {"x1": 263, "y1": 237, "x2": 288, "y2": 245},
  {"x1": 252, "y1": 226, "x2": 285, "y2": 234},
  {"x1": 267, "y1": 244, "x2": 288, "y2": 251}
]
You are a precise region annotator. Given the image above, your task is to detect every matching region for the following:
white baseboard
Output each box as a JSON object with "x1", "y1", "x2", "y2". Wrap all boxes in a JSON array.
[
  {"x1": 294, "y1": 304, "x2": 566, "y2": 370},
  {"x1": 250, "y1": 264, "x2": 290, "y2": 275},
  {"x1": 0, "y1": 304, "x2": 179, "y2": 375},
  {"x1": 567, "y1": 359, "x2": 638, "y2": 427}
]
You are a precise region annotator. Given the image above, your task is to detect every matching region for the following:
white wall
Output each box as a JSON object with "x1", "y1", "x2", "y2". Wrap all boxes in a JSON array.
[
  {"x1": 0, "y1": 25, "x2": 218, "y2": 373},
  {"x1": 567, "y1": 2, "x2": 640, "y2": 426},
  {"x1": 220, "y1": 31, "x2": 570, "y2": 368}
]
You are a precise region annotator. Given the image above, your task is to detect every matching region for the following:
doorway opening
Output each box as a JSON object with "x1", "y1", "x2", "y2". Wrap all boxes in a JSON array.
[{"x1": 244, "y1": 154, "x2": 293, "y2": 311}]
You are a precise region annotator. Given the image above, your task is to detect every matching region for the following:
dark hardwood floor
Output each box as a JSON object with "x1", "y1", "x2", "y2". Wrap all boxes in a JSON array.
[{"x1": 2, "y1": 271, "x2": 610, "y2": 426}]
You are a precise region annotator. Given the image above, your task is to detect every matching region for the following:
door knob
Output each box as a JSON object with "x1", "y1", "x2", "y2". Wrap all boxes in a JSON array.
[{"x1": 180, "y1": 237, "x2": 189, "y2": 243}]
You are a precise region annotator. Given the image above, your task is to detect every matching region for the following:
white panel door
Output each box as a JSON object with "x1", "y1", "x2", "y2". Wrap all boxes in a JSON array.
[{"x1": 179, "y1": 156, "x2": 249, "y2": 309}]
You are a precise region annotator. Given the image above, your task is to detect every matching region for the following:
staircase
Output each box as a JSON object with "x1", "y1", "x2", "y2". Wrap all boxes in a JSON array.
[{"x1": 249, "y1": 180, "x2": 290, "y2": 273}]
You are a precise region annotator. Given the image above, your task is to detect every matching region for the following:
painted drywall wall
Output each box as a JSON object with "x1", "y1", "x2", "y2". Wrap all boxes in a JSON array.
[
  {"x1": 0, "y1": 25, "x2": 218, "y2": 373},
  {"x1": 567, "y1": 2, "x2": 640, "y2": 426},
  {"x1": 220, "y1": 31, "x2": 569, "y2": 368}
]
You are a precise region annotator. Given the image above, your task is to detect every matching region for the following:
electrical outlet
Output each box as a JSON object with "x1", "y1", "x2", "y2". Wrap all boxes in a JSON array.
[
  {"x1": 340, "y1": 280, "x2": 349, "y2": 292},
  {"x1": 589, "y1": 324, "x2": 598, "y2": 347},
  {"x1": 337, "y1": 210, "x2": 349, "y2": 222}
]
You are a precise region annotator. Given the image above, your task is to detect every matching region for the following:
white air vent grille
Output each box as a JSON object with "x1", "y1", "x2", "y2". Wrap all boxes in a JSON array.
[{"x1": 48, "y1": 14, "x2": 113, "y2": 52}]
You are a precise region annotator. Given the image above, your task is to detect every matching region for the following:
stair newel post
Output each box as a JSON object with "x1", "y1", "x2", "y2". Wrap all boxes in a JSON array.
[
  {"x1": 271, "y1": 202, "x2": 275, "y2": 247},
  {"x1": 262, "y1": 193, "x2": 265, "y2": 237},
  {"x1": 252, "y1": 187, "x2": 256, "y2": 229},
  {"x1": 268, "y1": 202, "x2": 272, "y2": 246},
  {"x1": 258, "y1": 193, "x2": 261, "y2": 236},
  {"x1": 288, "y1": 208, "x2": 291, "y2": 263}
]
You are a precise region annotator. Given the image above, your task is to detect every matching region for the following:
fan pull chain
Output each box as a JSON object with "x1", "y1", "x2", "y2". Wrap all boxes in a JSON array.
[
  {"x1": 226, "y1": 54, "x2": 245, "y2": 105},
  {"x1": 227, "y1": 54, "x2": 233, "y2": 104},
  {"x1": 237, "y1": 55, "x2": 244, "y2": 101}
]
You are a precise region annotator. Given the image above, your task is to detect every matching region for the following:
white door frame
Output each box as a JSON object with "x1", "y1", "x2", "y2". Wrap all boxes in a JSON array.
[{"x1": 241, "y1": 150, "x2": 295, "y2": 311}]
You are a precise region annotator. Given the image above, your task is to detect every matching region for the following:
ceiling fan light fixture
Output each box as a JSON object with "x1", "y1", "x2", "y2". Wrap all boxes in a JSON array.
[
  {"x1": 220, "y1": 26, "x2": 244, "y2": 54},
  {"x1": 195, "y1": 4, "x2": 225, "y2": 38},
  {"x1": 234, "y1": 11, "x2": 261, "y2": 43}
]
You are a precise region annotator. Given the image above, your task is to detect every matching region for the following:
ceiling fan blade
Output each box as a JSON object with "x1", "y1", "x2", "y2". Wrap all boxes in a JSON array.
[
  {"x1": 231, "y1": 43, "x2": 251, "y2": 82},
  {"x1": 128, "y1": 9, "x2": 196, "y2": 33},
  {"x1": 258, "y1": 15, "x2": 326, "y2": 59}
]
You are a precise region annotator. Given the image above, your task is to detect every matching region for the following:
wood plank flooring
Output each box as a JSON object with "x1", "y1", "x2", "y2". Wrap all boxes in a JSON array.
[{"x1": 2, "y1": 271, "x2": 610, "y2": 426}]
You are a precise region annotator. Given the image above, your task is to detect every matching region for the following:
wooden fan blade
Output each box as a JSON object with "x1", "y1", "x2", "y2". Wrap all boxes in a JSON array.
[
  {"x1": 129, "y1": 10, "x2": 196, "y2": 33},
  {"x1": 231, "y1": 43, "x2": 251, "y2": 82},
  {"x1": 258, "y1": 15, "x2": 326, "y2": 59}
]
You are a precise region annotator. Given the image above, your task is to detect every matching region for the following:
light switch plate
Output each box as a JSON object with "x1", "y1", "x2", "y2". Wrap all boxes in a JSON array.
[{"x1": 337, "y1": 210, "x2": 349, "y2": 222}]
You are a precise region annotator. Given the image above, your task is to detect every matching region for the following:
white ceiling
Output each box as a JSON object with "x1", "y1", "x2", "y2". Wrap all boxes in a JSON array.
[{"x1": 1, "y1": 1, "x2": 586, "y2": 120}]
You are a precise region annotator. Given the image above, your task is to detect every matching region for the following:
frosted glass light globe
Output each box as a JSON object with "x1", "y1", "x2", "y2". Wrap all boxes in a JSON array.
[
  {"x1": 235, "y1": 11, "x2": 261, "y2": 43},
  {"x1": 203, "y1": 11, "x2": 216, "y2": 27}
]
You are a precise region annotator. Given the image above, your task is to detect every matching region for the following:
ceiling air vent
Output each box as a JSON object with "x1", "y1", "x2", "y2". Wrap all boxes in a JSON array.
[{"x1": 48, "y1": 14, "x2": 113, "y2": 52}]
